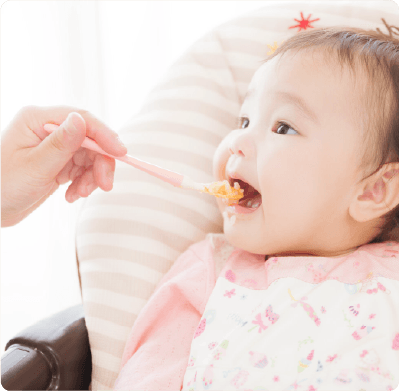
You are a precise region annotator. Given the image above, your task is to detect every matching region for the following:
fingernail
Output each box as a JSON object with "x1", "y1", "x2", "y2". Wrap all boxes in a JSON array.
[{"x1": 66, "y1": 113, "x2": 79, "y2": 134}]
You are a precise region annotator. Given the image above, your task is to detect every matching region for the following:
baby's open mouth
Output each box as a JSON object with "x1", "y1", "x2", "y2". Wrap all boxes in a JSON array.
[{"x1": 228, "y1": 177, "x2": 262, "y2": 209}]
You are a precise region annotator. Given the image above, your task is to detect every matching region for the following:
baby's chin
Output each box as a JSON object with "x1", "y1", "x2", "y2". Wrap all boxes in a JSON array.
[{"x1": 221, "y1": 214, "x2": 266, "y2": 255}]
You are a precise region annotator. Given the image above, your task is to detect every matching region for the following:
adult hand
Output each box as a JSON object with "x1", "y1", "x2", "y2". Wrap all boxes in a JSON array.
[{"x1": 1, "y1": 105, "x2": 127, "y2": 227}]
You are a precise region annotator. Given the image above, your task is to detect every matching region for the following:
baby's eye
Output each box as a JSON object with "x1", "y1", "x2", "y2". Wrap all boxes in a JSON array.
[
  {"x1": 274, "y1": 121, "x2": 298, "y2": 135},
  {"x1": 237, "y1": 117, "x2": 250, "y2": 129},
  {"x1": 237, "y1": 117, "x2": 299, "y2": 134}
]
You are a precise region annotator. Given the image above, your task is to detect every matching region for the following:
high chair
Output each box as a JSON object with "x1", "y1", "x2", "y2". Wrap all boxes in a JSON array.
[{"x1": 2, "y1": 1, "x2": 397, "y2": 389}]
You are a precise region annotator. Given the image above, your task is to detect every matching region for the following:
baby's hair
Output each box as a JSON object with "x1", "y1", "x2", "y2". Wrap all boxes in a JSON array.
[{"x1": 262, "y1": 25, "x2": 399, "y2": 244}]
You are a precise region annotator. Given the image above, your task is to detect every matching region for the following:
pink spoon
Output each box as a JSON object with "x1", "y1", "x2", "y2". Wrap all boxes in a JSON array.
[{"x1": 43, "y1": 123, "x2": 208, "y2": 192}]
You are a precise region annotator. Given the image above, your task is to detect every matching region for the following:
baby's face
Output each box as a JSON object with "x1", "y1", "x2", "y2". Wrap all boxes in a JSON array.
[{"x1": 213, "y1": 49, "x2": 369, "y2": 257}]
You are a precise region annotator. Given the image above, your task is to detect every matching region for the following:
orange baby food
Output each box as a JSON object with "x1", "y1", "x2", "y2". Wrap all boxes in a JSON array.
[{"x1": 201, "y1": 180, "x2": 244, "y2": 205}]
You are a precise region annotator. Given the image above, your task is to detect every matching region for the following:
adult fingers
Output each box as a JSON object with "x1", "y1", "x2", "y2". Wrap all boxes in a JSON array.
[
  {"x1": 33, "y1": 105, "x2": 127, "y2": 157},
  {"x1": 93, "y1": 154, "x2": 115, "y2": 192}
]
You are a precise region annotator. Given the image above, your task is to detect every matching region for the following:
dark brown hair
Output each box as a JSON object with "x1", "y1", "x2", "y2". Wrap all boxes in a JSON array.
[{"x1": 263, "y1": 26, "x2": 399, "y2": 243}]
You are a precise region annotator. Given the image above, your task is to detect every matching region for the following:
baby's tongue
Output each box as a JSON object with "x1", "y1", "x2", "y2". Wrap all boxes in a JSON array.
[{"x1": 238, "y1": 191, "x2": 262, "y2": 207}]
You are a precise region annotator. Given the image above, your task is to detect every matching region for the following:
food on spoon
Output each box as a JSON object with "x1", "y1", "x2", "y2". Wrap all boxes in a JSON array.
[{"x1": 201, "y1": 180, "x2": 244, "y2": 205}]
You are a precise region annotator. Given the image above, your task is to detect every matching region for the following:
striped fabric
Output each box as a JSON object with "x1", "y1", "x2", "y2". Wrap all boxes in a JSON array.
[{"x1": 75, "y1": 2, "x2": 399, "y2": 389}]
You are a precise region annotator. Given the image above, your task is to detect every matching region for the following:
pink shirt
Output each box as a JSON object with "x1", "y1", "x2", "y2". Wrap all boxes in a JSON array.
[
  {"x1": 113, "y1": 234, "x2": 399, "y2": 390},
  {"x1": 114, "y1": 235, "x2": 216, "y2": 391}
]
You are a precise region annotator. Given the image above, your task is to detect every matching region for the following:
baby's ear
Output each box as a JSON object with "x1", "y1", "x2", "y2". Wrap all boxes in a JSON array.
[{"x1": 349, "y1": 164, "x2": 399, "y2": 224}]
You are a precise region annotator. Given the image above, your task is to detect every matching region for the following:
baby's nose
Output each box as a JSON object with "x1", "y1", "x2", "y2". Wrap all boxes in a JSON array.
[{"x1": 229, "y1": 147, "x2": 245, "y2": 157}]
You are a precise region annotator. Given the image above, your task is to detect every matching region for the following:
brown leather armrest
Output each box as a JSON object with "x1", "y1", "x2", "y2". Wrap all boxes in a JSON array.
[{"x1": 1, "y1": 304, "x2": 91, "y2": 390}]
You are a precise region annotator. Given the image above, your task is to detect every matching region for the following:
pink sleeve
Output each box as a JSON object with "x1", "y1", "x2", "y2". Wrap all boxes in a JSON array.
[{"x1": 113, "y1": 238, "x2": 215, "y2": 391}]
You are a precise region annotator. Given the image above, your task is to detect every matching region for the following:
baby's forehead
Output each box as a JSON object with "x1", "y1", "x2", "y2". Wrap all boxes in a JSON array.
[{"x1": 245, "y1": 49, "x2": 368, "y2": 102}]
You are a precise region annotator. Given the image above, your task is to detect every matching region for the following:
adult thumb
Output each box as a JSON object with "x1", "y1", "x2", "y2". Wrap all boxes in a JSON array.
[{"x1": 32, "y1": 112, "x2": 86, "y2": 179}]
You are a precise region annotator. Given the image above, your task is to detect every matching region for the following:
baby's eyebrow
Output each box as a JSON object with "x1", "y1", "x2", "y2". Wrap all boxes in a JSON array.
[
  {"x1": 243, "y1": 89, "x2": 319, "y2": 126},
  {"x1": 274, "y1": 90, "x2": 320, "y2": 126},
  {"x1": 244, "y1": 89, "x2": 255, "y2": 101}
]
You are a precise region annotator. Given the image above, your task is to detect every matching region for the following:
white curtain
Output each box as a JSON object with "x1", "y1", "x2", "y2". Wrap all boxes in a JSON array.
[{"x1": 1, "y1": 0, "x2": 275, "y2": 353}]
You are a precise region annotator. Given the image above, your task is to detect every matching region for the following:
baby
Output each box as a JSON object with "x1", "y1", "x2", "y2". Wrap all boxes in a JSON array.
[{"x1": 114, "y1": 26, "x2": 399, "y2": 390}]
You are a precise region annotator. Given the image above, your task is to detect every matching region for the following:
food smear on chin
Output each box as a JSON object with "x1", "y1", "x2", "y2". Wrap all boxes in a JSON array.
[
  {"x1": 222, "y1": 210, "x2": 237, "y2": 226},
  {"x1": 201, "y1": 180, "x2": 244, "y2": 205}
]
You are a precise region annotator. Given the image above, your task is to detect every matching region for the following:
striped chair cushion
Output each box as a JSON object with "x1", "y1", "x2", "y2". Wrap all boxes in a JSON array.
[{"x1": 75, "y1": 1, "x2": 399, "y2": 389}]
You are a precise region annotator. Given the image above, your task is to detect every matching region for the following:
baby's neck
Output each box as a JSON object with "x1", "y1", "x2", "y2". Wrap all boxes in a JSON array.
[{"x1": 265, "y1": 247, "x2": 359, "y2": 260}]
